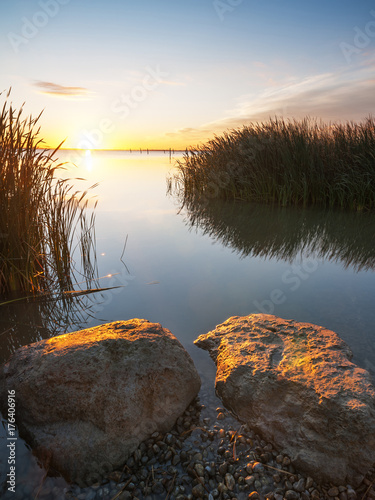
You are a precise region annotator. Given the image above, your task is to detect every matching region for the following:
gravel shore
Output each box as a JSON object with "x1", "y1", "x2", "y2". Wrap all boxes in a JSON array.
[{"x1": 14, "y1": 387, "x2": 374, "y2": 500}]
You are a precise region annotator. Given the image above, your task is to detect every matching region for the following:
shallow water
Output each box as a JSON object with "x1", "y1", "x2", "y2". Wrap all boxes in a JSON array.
[{"x1": 1, "y1": 150, "x2": 375, "y2": 497}]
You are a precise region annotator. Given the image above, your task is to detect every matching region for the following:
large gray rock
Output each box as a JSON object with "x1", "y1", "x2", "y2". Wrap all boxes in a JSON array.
[
  {"x1": 194, "y1": 314, "x2": 375, "y2": 487},
  {"x1": 0, "y1": 319, "x2": 201, "y2": 485}
]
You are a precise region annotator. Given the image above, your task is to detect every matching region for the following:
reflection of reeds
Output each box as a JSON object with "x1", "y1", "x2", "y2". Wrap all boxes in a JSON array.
[
  {"x1": 0, "y1": 90, "x2": 97, "y2": 295},
  {"x1": 169, "y1": 117, "x2": 375, "y2": 211},
  {"x1": 181, "y1": 198, "x2": 375, "y2": 272}
]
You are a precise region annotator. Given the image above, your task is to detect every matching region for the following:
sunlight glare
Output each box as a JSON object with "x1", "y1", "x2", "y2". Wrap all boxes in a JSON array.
[{"x1": 84, "y1": 149, "x2": 93, "y2": 171}]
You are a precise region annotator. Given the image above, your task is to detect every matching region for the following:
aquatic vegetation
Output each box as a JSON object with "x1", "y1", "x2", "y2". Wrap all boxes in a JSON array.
[
  {"x1": 0, "y1": 90, "x2": 98, "y2": 295},
  {"x1": 169, "y1": 117, "x2": 375, "y2": 211}
]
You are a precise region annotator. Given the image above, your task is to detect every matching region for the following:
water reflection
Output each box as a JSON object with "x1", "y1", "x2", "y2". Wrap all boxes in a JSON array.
[
  {"x1": 0, "y1": 293, "x2": 97, "y2": 363},
  {"x1": 182, "y1": 199, "x2": 375, "y2": 271}
]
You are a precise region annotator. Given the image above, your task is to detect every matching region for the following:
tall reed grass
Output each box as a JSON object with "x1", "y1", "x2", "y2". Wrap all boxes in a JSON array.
[
  {"x1": 0, "y1": 90, "x2": 97, "y2": 296},
  {"x1": 169, "y1": 117, "x2": 375, "y2": 211}
]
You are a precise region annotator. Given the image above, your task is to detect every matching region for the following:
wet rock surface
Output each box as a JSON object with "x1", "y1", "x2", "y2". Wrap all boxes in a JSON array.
[
  {"x1": 0, "y1": 319, "x2": 201, "y2": 485},
  {"x1": 194, "y1": 314, "x2": 375, "y2": 487}
]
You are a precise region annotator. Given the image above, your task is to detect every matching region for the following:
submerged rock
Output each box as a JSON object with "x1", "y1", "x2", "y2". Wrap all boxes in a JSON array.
[
  {"x1": 0, "y1": 319, "x2": 201, "y2": 485},
  {"x1": 194, "y1": 313, "x2": 375, "y2": 486}
]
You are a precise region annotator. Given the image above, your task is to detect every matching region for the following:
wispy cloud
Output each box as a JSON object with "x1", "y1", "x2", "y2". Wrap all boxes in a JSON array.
[
  {"x1": 165, "y1": 58, "x2": 375, "y2": 146},
  {"x1": 33, "y1": 81, "x2": 90, "y2": 98}
]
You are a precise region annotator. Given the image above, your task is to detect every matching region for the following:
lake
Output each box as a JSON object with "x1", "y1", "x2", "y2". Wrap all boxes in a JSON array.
[{"x1": 1, "y1": 150, "x2": 374, "y2": 496}]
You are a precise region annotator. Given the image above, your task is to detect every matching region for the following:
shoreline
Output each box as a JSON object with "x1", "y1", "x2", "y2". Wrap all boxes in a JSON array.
[{"x1": 6, "y1": 390, "x2": 374, "y2": 500}]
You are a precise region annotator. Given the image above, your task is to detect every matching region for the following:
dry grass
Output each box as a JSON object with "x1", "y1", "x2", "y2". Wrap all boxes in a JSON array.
[
  {"x1": 0, "y1": 90, "x2": 97, "y2": 296},
  {"x1": 169, "y1": 117, "x2": 375, "y2": 211}
]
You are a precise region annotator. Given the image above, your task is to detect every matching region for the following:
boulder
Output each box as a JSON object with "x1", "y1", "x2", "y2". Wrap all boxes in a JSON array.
[
  {"x1": 0, "y1": 319, "x2": 201, "y2": 485},
  {"x1": 194, "y1": 314, "x2": 375, "y2": 486}
]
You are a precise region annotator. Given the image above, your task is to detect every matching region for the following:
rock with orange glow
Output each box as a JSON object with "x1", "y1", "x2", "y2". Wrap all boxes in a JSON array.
[
  {"x1": 0, "y1": 319, "x2": 201, "y2": 485},
  {"x1": 195, "y1": 314, "x2": 375, "y2": 487}
]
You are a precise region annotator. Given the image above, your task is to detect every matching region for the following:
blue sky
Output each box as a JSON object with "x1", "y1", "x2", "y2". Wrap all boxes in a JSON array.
[{"x1": 1, "y1": 0, "x2": 374, "y2": 149}]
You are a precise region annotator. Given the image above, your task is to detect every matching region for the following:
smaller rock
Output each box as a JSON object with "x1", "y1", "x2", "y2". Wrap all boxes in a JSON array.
[
  {"x1": 195, "y1": 463, "x2": 205, "y2": 477},
  {"x1": 225, "y1": 474, "x2": 235, "y2": 491},
  {"x1": 246, "y1": 463, "x2": 254, "y2": 474},
  {"x1": 152, "y1": 482, "x2": 165, "y2": 495},
  {"x1": 219, "y1": 462, "x2": 228, "y2": 476},
  {"x1": 306, "y1": 477, "x2": 314, "y2": 490},
  {"x1": 108, "y1": 471, "x2": 122, "y2": 483},
  {"x1": 328, "y1": 487, "x2": 340, "y2": 497},
  {"x1": 245, "y1": 476, "x2": 255, "y2": 485},
  {"x1": 165, "y1": 433, "x2": 174, "y2": 445},
  {"x1": 248, "y1": 492, "x2": 260, "y2": 499},
  {"x1": 205, "y1": 465, "x2": 215, "y2": 477},
  {"x1": 339, "y1": 493, "x2": 348, "y2": 500},
  {"x1": 252, "y1": 462, "x2": 264, "y2": 473},
  {"x1": 254, "y1": 480, "x2": 262, "y2": 491},
  {"x1": 294, "y1": 479, "x2": 306, "y2": 493},
  {"x1": 119, "y1": 492, "x2": 132, "y2": 500},
  {"x1": 217, "y1": 412, "x2": 226, "y2": 420},
  {"x1": 285, "y1": 490, "x2": 300, "y2": 500},
  {"x1": 192, "y1": 484, "x2": 205, "y2": 498},
  {"x1": 347, "y1": 488, "x2": 357, "y2": 500},
  {"x1": 285, "y1": 481, "x2": 293, "y2": 490},
  {"x1": 217, "y1": 482, "x2": 228, "y2": 493}
]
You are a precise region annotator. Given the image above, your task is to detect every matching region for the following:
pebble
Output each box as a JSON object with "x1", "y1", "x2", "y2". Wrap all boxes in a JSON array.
[
  {"x1": 245, "y1": 475, "x2": 255, "y2": 485},
  {"x1": 225, "y1": 473, "x2": 236, "y2": 491},
  {"x1": 306, "y1": 477, "x2": 314, "y2": 489},
  {"x1": 246, "y1": 463, "x2": 254, "y2": 474},
  {"x1": 294, "y1": 478, "x2": 306, "y2": 492},
  {"x1": 347, "y1": 488, "x2": 357, "y2": 500},
  {"x1": 152, "y1": 481, "x2": 165, "y2": 495},
  {"x1": 248, "y1": 492, "x2": 260, "y2": 499},
  {"x1": 219, "y1": 428, "x2": 226, "y2": 438},
  {"x1": 285, "y1": 490, "x2": 300, "y2": 500},
  {"x1": 252, "y1": 462, "x2": 265, "y2": 473},
  {"x1": 195, "y1": 463, "x2": 205, "y2": 477},
  {"x1": 328, "y1": 487, "x2": 340, "y2": 497}
]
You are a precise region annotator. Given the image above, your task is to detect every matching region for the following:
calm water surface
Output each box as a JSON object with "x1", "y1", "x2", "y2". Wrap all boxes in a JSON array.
[{"x1": 1, "y1": 150, "x2": 375, "y2": 494}]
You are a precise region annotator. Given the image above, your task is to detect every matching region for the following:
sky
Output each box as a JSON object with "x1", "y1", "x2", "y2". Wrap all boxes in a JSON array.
[{"x1": 1, "y1": 0, "x2": 375, "y2": 150}]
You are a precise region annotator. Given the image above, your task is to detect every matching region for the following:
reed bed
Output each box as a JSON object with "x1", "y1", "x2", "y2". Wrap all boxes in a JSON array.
[
  {"x1": 0, "y1": 90, "x2": 97, "y2": 296},
  {"x1": 169, "y1": 117, "x2": 375, "y2": 211}
]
